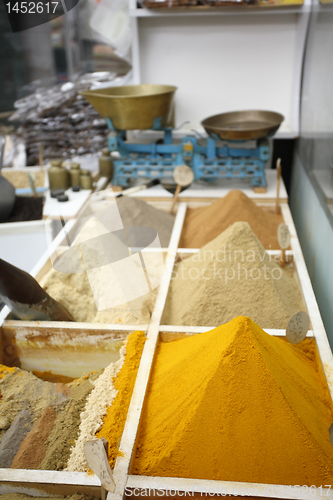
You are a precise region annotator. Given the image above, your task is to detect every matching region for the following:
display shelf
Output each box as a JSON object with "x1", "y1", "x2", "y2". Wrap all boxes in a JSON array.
[
  {"x1": 130, "y1": 3, "x2": 310, "y2": 17},
  {"x1": 1, "y1": 192, "x2": 332, "y2": 499}
]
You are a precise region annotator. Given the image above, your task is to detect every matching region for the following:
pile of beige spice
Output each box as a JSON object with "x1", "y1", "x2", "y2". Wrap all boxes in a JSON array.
[
  {"x1": 163, "y1": 221, "x2": 305, "y2": 328},
  {"x1": 39, "y1": 196, "x2": 174, "y2": 324}
]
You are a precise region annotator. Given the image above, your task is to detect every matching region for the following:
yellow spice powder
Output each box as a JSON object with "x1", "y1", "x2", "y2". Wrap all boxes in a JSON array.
[
  {"x1": 96, "y1": 330, "x2": 146, "y2": 467},
  {"x1": 0, "y1": 365, "x2": 16, "y2": 380},
  {"x1": 133, "y1": 316, "x2": 333, "y2": 486}
]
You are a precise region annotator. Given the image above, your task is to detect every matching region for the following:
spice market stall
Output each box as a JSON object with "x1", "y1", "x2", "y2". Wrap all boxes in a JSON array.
[{"x1": 0, "y1": 187, "x2": 332, "y2": 500}]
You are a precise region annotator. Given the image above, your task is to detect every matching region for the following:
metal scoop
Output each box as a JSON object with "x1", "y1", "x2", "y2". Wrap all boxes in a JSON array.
[
  {"x1": 0, "y1": 258, "x2": 74, "y2": 322},
  {"x1": 0, "y1": 136, "x2": 16, "y2": 222}
]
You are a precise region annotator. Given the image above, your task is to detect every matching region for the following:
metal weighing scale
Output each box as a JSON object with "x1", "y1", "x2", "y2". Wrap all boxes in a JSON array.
[{"x1": 81, "y1": 85, "x2": 284, "y2": 190}]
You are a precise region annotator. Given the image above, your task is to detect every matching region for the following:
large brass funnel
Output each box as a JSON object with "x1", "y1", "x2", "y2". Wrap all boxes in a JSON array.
[{"x1": 80, "y1": 84, "x2": 177, "y2": 130}]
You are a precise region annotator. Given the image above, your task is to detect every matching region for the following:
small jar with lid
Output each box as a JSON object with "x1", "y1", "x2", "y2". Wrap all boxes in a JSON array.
[
  {"x1": 80, "y1": 170, "x2": 93, "y2": 190},
  {"x1": 50, "y1": 159, "x2": 63, "y2": 168},
  {"x1": 69, "y1": 162, "x2": 81, "y2": 187},
  {"x1": 99, "y1": 148, "x2": 114, "y2": 179},
  {"x1": 48, "y1": 160, "x2": 69, "y2": 190}
]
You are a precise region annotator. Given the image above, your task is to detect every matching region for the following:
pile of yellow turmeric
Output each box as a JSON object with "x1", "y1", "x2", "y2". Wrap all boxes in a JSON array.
[
  {"x1": 97, "y1": 330, "x2": 146, "y2": 467},
  {"x1": 133, "y1": 316, "x2": 333, "y2": 486}
]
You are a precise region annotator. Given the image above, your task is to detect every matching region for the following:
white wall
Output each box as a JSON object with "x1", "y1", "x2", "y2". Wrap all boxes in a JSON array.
[{"x1": 136, "y1": 11, "x2": 306, "y2": 135}]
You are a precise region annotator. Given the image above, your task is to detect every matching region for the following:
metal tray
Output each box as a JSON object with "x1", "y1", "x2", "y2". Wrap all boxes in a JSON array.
[{"x1": 201, "y1": 110, "x2": 284, "y2": 140}]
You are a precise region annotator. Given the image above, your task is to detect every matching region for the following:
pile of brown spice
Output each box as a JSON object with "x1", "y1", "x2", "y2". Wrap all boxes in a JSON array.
[{"x1": 179, "y1": 190, "x2": 284, "y2": 249}]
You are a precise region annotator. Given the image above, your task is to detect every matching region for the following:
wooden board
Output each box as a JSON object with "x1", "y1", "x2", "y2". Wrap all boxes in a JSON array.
[{"x1": 0, "y1": 469, "x2": 100, "y2": 497}]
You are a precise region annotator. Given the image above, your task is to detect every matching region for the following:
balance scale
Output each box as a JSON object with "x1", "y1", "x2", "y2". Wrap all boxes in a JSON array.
[{"x1": 81, "y1": 85, "x2": 284, "y2": 190}]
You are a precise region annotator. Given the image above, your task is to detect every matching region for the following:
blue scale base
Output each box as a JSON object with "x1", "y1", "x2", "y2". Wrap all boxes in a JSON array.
[{"x1": 106, "y1": 121, "x2": 269, "y2": 188}]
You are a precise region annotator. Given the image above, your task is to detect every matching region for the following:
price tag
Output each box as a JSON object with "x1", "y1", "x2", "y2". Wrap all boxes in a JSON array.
[
  {"x1": 173, "y1": 165, "x2": 194, "y2": 187},
  {"x1": 84, "y1": 439, "x2": 115, "y2": 492},
  {"x1": 286, "y1": 311, "x2": 310, "y2": 344},
  {"x1": 277, "y1": 223, "x2": 291, "y2": 250},
  {"x1": 329, "y1": 423, "x2": 333, "y2": 447}
]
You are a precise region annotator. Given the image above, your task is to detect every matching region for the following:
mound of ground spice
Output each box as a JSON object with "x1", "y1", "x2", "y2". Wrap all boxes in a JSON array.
[
  {"x1": 116, "y1": 196, "x2": 175, "y2": 248},
  {"x1": 10, "y1": 406, "x2": 58, "y2": 469},
  {"x1": 38, "y1": 371, "x2": 101, "y2": 471},
  {"x1": 133, "y1": 316, "x2": 333, "y2": 486},
  {"x1": 163, "y1": 221, "x2": 304, "y2": 328},
  {"x1": 179, "y1": 190, "x2": 283, "y2": 249},
  {"x1": 0, "y1": 365, "x2": 70, "y2": 468},
  {"x1": 96, "y1": 330, "x2": 146, "y2": 468},
  {"x1": 67, "y1": 330, "x2": 146, "y2": 472},
  {"x1": 1, "y1": 332, "x2": 142, "y2": 472},
  {"x1": 40, "y1": 212, "x2": 163, "y2": 324},
  {"x1": 0, "y1": 362, "x2": 101, "y2": 470}
]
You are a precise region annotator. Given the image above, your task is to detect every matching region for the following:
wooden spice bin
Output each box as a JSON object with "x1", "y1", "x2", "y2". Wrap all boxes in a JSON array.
[
  {"x1": 0, "y1": 196, "x2": 332, "y2": 500},
  {"x1": 124, "y1": 331, "x2": 330, "y2": 500},
  {"x1": 0, "y1": 208, "x2": 152, "y2": 372},
  {"x1": 100, "y1": 203, "x2": 333, "y2": 500}
]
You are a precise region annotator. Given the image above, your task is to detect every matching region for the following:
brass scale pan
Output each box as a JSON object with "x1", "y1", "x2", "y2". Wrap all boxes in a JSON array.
[{"x1": 201, "y1": 110, "x2": 284, "y2": 141}]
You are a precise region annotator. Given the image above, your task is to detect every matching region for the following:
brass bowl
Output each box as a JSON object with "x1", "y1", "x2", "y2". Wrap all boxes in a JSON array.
[
  {"x1": 201, "y1": 110, "x2": 284, "y2": 141},
  {"x1": 80, "y1": 84, "x2": 177, "y2": 131}
]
